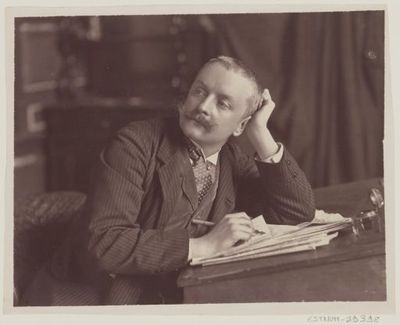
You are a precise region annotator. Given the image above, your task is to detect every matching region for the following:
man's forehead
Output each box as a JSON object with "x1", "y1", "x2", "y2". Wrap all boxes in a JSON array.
[{"x1": 194, "y1": 62, "x2": 257, "y2": 97}]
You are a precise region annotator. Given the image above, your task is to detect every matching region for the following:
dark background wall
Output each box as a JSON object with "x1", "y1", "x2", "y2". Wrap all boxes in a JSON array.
[{"x1": 14, "y1": 12, "x2": 384, "y2": 200}]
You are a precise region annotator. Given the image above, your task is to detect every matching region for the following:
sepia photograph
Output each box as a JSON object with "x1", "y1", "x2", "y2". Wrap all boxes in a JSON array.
[{"x1": 2, "y1": 2, "x2": 397, "y2": 321}]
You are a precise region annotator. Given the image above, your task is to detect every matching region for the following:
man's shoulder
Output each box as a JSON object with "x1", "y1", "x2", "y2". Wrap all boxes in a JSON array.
[
  {"x1": 223, "y1": 140, "x2": 248, "y2": 160},
  {"x1": 115, "y1": 115, "x2": 178, "y2": 145},
  {"x1": 102, "y1": 115, "x2": 180, "y2": 166},
  {"x1": 119, "y1": 116, "x2": 172, "y2": 134},
  {"x1": 222, "y1": 139, "x2": 258, "y2": 174}
]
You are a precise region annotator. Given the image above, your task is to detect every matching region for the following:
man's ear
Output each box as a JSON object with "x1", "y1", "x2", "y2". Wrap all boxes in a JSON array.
[{"x1": 233, "y1": 116, "x2": 251, "y2": 137}]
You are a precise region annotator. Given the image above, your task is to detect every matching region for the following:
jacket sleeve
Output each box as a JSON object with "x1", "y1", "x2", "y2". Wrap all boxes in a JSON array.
[
  {"x1": 87, "y1": 123, "x2": 190, "y2": 276},
  {"x1": 234, "y1": 144, "x2": 315, "y2": 225}
]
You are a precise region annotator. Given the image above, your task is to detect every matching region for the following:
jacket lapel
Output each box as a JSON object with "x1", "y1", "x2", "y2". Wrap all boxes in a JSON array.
[
  {"x1": 155, "y1": 119, "x2": 236, "y2": 228},
  {"x1": 209, "y1": 145, "x2": 236, "y2": 224},
  {"x1": 156, "y1": 125, "x2": 197, "y2": 228}
]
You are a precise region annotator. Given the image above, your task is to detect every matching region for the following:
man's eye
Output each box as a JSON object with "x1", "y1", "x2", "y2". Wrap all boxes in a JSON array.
[
  {"x1": 192, "y1": 87, "x2": 206, "y2": 96},
  {"x1": 218, "y1": 100, "x2": 231, "y2": 110}
]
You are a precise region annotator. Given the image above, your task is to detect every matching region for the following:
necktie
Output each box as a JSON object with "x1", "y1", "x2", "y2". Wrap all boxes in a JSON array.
[{"x1": 185, "y1": 139, "x2": 215, "y2": 203}]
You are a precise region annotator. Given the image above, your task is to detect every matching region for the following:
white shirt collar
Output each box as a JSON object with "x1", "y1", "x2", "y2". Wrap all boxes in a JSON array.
[{"x1": 206, "y1": 151, "x2": 219, "y2": 165}]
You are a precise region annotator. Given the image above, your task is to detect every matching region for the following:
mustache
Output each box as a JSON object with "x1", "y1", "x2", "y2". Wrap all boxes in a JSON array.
[{"x1": 179, "y1": 105, "x2": 214, "y2": 130}]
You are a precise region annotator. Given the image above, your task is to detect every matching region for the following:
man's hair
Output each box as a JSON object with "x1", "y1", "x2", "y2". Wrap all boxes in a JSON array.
[{"x1": 203, "y1": 56, "x2": 263, "y2": 117}]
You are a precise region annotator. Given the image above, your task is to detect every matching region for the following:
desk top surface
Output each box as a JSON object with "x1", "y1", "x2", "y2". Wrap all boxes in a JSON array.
[{"x1": 178, "y1": 178, "x2": 385, "y2": 288}]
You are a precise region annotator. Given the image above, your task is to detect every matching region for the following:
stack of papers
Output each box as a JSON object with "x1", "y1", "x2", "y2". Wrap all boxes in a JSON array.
[{"x1": 191, "y1": 210, "x2": 352, "y2": 266}]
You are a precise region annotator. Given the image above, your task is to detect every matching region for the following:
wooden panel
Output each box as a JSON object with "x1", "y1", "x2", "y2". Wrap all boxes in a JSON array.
[
  {"x1": 18, "y1": 21, "x2": 61, "y2": 93},
  {"x1": 100, "y1": 16, "x2": 173, "y2": 39},
  {"x1": 86, "y1": 15, "x2": 207, "y2": 98},
  {"x1": 183, "y1": 255, "x2": 386, "y2": 303},
  {"x1": 314, "y1": 178, "x2": 384, "y2": 216},
  {"x1": 14, "y1": 18, "x2": 63, "y2": 198}
]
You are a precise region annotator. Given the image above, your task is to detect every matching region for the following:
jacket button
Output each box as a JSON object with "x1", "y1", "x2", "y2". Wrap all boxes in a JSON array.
[
  {"x1": 366, "y1": 49, "x2": 377, "y2": 60},
  {"x1": 286, "y1": 159, "x2": 291, "y2": 165}
]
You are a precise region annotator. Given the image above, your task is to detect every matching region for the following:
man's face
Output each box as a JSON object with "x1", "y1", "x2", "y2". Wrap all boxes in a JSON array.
[{"x1": 179, "y1": 63, "x2": 256, "y2": 150}]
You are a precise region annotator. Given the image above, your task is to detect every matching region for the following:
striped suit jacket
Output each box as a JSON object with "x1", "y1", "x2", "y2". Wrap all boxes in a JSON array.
[{"x1": 23, "y1": 116, "x2": 315, "y2": 306}]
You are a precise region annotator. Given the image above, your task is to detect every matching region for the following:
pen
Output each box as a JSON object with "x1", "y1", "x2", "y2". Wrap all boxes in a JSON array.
[
  {"x1": 191, "y1": 219, "x2": 215, "y2": 227},
  {"x1": 191, "y1": 219, "x2": 266, "y2": 234}
]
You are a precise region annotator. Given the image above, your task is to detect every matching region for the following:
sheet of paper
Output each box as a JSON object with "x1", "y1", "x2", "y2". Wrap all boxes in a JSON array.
[
  {"x1": 190, "y1": 232, "x2": 339, "y2": 266},
  {"x1": 251, "y1": 210, "x2": 351, "y2": 237},
  {"x1": 192, "y1": 230, "x2": 339, "y2": 265},
  {"x1": 198, "y1": 244, "x2": 316, "y2": 266},
  {"x1": 190, "y1": 211, "x2": 352, "y2": 266},
  {"x1": 312, "y1": 209, "x2": 352, "y2": 224},
  {"x1": 213, "y1": 216, "x2": 350, "y2": 259},
  {"x1": 251, "y1": 215, "x2": 299, "y2": 236}
]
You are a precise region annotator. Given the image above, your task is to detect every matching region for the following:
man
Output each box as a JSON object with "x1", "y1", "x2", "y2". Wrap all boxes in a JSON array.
[{"x1": 23, "y1": 56, "x2": 314, "y2": 305}]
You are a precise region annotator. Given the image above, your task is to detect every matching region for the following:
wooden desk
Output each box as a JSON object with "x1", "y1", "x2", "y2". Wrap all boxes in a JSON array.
[{"x1": 177, "y1": 178, "x2": 386, "y2": 303}]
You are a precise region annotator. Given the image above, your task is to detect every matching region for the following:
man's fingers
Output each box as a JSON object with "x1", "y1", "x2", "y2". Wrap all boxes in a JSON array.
[
  {"x1": 231, "y1": 229, "x2": 254, "y2": 242},
  {"x1": 263, "y1": 88, "x2": 271, "y2": 100},
  {"x1": 264, "y1": 90, "x2": 275, "y2": 106},
  {"x1": 230, "y1": 222, "x2": 254, "y2": 233},
  {"x1": 207, "y1": 213, "x2": 260, "y2": 253},
  {"x1": 224, "y1": 213, "x2": 253, "y2": 227},
  {"x1": 257, "y1": 89, "x2": 275, "y2": 115}
]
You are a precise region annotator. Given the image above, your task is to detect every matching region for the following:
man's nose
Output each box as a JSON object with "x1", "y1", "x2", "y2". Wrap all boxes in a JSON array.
[{"x1": 198, "y1": 95, "x2": 213, "y2": 115}]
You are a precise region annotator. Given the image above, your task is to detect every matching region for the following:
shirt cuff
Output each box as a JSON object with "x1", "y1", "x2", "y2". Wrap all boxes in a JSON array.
[
  {"x1": 188, "y1": 238, "x2": 193, "y2": 261},
  {"x1": 255, "y1": 142, "x2": 284, "y2": 164}
]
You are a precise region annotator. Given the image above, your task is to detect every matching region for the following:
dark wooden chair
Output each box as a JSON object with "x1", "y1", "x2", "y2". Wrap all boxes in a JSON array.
[{"x1": 13, "y1": 191, "x2": 87, "y2": 306}]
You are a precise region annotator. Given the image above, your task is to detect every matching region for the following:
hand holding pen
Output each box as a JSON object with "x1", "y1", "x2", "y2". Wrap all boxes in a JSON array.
[{"x1": 192, "y1": 218, "x2": 265, "y2": 235}]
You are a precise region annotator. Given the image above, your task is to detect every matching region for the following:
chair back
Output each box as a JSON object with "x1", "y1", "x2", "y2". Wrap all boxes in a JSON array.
[{"x1": 14, "y1": 191, "x2": 87, "y2": 305}]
